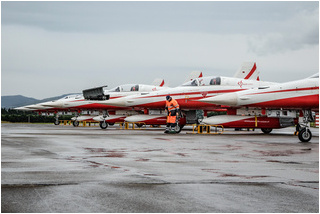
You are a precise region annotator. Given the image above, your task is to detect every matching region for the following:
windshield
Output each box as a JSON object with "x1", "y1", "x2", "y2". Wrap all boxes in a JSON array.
[
  {"x1": 130, "y1": 85, "x2": 139, "y2": 91},
  {"x1": 107, "y1": 84, "x2": 140, "y2": 92},
  {"x1": 181, "y1": 76, "x2": 221, "y2": 86},
  {"x1": 108, "y1": 86, "x2": 121, "y2": 92},
  {"x1": 75, "y1": 95, "x2": 83, "y2": 99},
  {"x1": 59, "y1": 94, "x2": 81, "y2": 100},
  {"x1": 209, "y1": 77, "x2": 221, "y2": 85},
  {"x1": 182, "y1": 79, "x2": 199, "y2": 86}
]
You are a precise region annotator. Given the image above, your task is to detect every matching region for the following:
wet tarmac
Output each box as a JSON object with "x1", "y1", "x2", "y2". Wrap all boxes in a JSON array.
[{"x1": 1, "y1": 123, "x2": 319, "y2": 212}]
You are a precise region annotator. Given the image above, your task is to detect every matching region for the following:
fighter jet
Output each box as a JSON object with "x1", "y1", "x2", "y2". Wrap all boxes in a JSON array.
[
  {"x1": 15, "y1": 79, "x2": 169, "y2": 127},
  {"x1": 93, "y1": 62, "x2": 271, "y2": 132},
  {"x1": 200, "y1": 73, "x2": 319, "y2": 142}
]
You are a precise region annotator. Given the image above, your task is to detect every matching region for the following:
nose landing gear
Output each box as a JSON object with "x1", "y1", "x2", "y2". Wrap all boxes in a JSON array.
[{"x1": 297, "y1": 110, "x2": 314, "y2": 142}]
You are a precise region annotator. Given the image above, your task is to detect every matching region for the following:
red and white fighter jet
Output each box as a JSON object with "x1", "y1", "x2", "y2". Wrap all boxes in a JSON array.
[
  {"x1": 200, "y1": 74, "x2": 319, "y2": 142},
  {"x1": 94, "y1": 62, "x2": 271, "y2": 131}
]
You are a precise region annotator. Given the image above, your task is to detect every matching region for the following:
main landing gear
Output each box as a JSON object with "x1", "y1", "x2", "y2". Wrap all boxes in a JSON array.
[{"x1": 297, "y1": 110, "x2": 314, "y2": 143}]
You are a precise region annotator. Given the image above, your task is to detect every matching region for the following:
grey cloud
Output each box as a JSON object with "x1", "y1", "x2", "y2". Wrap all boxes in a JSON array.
[
  {"x1": 2, "y1": 1, "x2": 318, "y2": 99},
  {"x1": 2, "y1": 1, "x2": 318, "y2": 34},
  {"x1": 248, "y1": 7, "x2": 319, "y2": 55}
]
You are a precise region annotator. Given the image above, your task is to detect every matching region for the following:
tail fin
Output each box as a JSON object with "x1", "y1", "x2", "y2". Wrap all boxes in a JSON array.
[
  {"x1": 233, "y1": 62, "x2": 260, "y2": 80},
  {"x1": 152, "y1": 78, "x2": 165, "y2": 87},
  {"x1": 184, "y1": 71, "x2": 203, "y2": 83}
]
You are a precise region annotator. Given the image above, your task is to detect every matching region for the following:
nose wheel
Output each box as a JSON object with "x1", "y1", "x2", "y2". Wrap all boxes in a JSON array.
[
  {"x1": 174, "y1": 124, "x2": 184, "y2": 133},
  {"x1": 73, "y1": 120, "x2": 79, "y2": 127},
  {"x1": 298, "y1": 128, "x2": 312, "y2": 142},
  {"x1": 100, "y1": 121, "x2": 108, "y2": 129},
  {"x1": 297, "y1": 110, "x2": 314, "y2": 142}
]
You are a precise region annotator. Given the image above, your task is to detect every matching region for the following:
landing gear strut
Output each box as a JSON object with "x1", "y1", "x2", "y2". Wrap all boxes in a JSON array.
[
  {"x1": 54, "y1": 114, "x2": 60, "y2": 125},
  {"x1": 99, "y1": 110, "x2": 109, "y2": 129},
  {"x1": 100, "y1": 121, "x2": 108, "y2": 129},
  {"x1": 73, "y1": 112, "x2": 80, "y2": 127},
  {"x1": 297, "y1": 110, "x2": 314, "y2": 142}
]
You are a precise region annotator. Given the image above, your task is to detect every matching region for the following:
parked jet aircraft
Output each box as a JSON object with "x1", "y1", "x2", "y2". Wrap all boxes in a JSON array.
[
  {"x1": 14, "y1": 79, "x2": 169, "y2": 127},
  {"x1": 15, "y1": 62, "x2": 261, "y2": 131},
  {"x1": 92, "y1": 62, "x2": 270, "y2": 131},
  {"x1": 200, "y1": 74, "x2": 319, "y2": 142}
]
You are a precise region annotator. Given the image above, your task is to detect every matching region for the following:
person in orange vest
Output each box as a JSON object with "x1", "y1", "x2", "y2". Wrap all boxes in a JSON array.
[{"x1": 165, "y1": 95, "x2": 180, "y2": 133}]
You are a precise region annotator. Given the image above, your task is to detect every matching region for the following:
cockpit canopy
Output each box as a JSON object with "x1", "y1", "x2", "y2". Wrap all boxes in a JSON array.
[
  {"x1": 59, "y1": 94, "x2": 82, "y2": 100},
  {"x1": 182, "y1": 77, "x2": 221, "y2": 86},
  {"x1": 107, "y1": 84, "x2": 140, "y2": 92}
]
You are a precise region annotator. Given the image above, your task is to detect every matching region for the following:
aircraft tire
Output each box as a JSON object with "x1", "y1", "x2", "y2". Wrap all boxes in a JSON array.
[
  {"x1": 298, "y1": 128, "x2": 312, "y2": 142},
  {"x1": 261, "y1": 128, "x2": 272, "y2": 134},
  {"x1": 136, "y1": 123, "x2": 143, "y2": 128},
  {"x1": 100, "y1": 121, "x2": 108, "y2": 129},
  {"x1": 175, "y1": 125, "x2": 184, "y2": 133},
  {"x1": 54, "y1": 120, "x2": 60, "y2": 125},
  {"x1": 73, "y1": 120, "x2": 79, "y2": 127}
]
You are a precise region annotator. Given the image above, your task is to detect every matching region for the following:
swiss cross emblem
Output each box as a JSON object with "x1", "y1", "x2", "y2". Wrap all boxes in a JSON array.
[{"x1": 201, "y1": 92, "x2": 208, "y2": 97}]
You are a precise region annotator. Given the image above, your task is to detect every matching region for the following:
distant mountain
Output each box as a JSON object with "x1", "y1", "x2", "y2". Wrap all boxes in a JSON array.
[
  {"x1": 1, "y1": 93, "x2": 77, "y2": 109},
  {"x1": 1, "y1": 95, "x2": 39, "y2": 109}
]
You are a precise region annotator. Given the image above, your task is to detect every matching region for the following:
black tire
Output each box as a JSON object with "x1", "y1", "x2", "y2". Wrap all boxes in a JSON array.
[
  {"x1": 136, "y1": 123, "x2": 143, "y2": 128},
  {"x1": 54, "y1": 120, "x2": 60, "y2": 125},
  {"x1": 261, "y1": 128, "x2": 272, "y2": 134},
  {"x1": 100, "y1": 121, "x2": 108, "y2": 129},
  {"x1": 73, "y1": 120, "x2": 79, "y2": 127},
  {"x1": 298, "y1": 128, "x2": 312, "y2": 142},
  {"x1": 175, "y1": 125, "x2": 184, "y2": 133}
]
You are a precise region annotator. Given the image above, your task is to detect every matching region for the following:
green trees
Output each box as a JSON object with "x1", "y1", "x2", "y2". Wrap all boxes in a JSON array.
[{"x1": 1, "y1": 108, "x2": 72, "y2": 123}]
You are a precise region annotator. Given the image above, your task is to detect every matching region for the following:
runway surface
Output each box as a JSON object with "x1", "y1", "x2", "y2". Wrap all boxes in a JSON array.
[{"x1": 1, "y1": 123, "x2": 319, "y2": 212}]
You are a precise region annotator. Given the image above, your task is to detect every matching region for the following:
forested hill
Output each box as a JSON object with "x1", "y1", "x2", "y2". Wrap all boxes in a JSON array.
[{"x1": 1, "y1": 94, "x2": 76, "y2": 109}]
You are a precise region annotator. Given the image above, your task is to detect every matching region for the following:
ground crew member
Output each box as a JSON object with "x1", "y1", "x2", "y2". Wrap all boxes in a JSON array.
[{"x1": 165, "y1": 95, "x2": 180, "y2": 133}]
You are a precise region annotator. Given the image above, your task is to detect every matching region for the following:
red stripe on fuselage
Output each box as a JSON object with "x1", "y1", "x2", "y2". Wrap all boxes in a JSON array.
[
  {"x1": 246, "y1": 94, "x2": 319, "y2": 109},
  {"x1": 68, "y1": 103, "x2": 131, "y2": 110},
  {"x1": 105, "y1": 117, "x2": 126, "y2": 123},
  {"x1": 132, "y1": 89, "x2": 245, "y2": 100},
  {"x1": 248, "y1": 87, "x2": 319, "y2": 96}
]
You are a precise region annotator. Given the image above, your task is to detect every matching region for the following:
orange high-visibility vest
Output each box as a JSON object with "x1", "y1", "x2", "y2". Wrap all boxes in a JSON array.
[
  {"x1": 166, "y1": 98, "x2": 179, "y2": 123},
  {"x1": 165, "y1": 99, "x2": 179, "y2": 111}
]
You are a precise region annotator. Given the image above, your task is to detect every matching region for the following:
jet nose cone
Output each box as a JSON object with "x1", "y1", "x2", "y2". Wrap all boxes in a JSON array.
[
  {"x1": 14, "y1": 107, "x2": 33, "y2": 111},
  {"x1": 200, "y1": 93, "x2": 238, "y2": 106}
]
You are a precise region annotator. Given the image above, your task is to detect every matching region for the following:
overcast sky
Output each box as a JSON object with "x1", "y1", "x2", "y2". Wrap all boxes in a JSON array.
[{"x1": 2, "y1": 1, "x2": 319, "y2": 99}]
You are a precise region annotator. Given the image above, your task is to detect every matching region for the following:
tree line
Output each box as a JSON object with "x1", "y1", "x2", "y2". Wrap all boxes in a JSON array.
[{"x1": 1, "y1": 108, "x2": 73, "y2": 123}]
